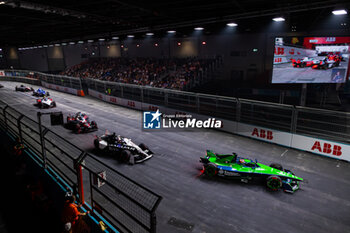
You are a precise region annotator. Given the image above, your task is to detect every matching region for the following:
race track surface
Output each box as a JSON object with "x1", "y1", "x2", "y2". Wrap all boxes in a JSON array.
[{"x1": 1, "y1": 81, "x2": 350, "y2": 233}]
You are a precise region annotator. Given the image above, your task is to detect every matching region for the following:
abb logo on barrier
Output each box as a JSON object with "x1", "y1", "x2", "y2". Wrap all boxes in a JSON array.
[
  {"x1": 274, "y1": 58, "x2": 282, "y2": 63},
  {"x1": 252, "y1": 128, "x2": 273, "y2": 140},
  {"x1": 148, "y1": 106, "x2": 158, "y2": 111},
  {"x1": 311, "y1": 141, "x2": 342, "y2": 156},
  {"x1": 110, "y1": 97, "x2": 117, "y2": 103},
  {"x1": 127, "y1": 101, "x2": 135, "y2": 108},
  {"x1": 274, "y1": 47, "x2": 285, "y2": 55}
]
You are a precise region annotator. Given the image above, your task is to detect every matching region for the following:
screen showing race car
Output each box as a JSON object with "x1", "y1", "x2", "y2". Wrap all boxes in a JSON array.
[{"x1": 271, "y1": 36, "x2": 350, "y2": 83}]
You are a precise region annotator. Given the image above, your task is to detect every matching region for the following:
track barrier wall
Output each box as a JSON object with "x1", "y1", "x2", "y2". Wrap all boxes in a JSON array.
[
  {"x1": 1, "y1": 69, "x2": 350, "y2": 161},
  {"x1": 0, "y1": 100, "x2": 162, "y2": 233}
]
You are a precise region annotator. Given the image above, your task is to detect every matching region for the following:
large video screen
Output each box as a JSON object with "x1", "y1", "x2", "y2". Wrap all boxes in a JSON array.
[{"x1": 271, "y1": 36, "x2": 350, "y2": 83}]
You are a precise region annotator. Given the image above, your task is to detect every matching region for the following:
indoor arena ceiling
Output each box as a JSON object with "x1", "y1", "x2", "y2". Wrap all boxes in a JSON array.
[{"x1": 0, "y1": 0, "x2": 350, "y2": 46}]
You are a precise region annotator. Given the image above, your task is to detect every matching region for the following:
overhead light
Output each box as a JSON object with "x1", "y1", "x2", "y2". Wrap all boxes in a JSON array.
[
  {"x1": 49, "y1": 45, "x2": 54, "y2": 47},
  {"x1": 146, "y1": 32, "x2": 154, "y2": 36},
  {"x1": 87, "y1": 39, "x2": 94, "y2": 43},
  {"x1": 55, "y1": 44, "x2": 60, "y2": 46},
  {"x1": 0, "y1": 2, "x2": 5, "y2": 5},
  {"x1": 112, "y1": 37, "x2": 119, "y2": 40},
  {"x1": 38, "y1": 46, "x2": 43, "y2": 48},
  {"x1": 99, "y1": 38, "x2": 105, "y2": 41},
  {"x1": 202, "y1": 41, "x2": 206, "y2": 45},
  {"x1": 61, "y1": 42, "x2": 67, "y2": 45},
  {"x1": 227, "y1": 23, "x2": 238, "y2": 27},
  {"x1": 78, "y1": 41, "x2": 84, "y2": 44},
  {"x1": 136, "y1": 44, "x2": 140, "y2": 47},
  {"x1": 194, "y1": 27, "x2": 204, "y2": 31},
  {"x1": 332, "y1": 9, "x2": 347, "y2": 15},
  {"x1": 273, "y1": 17, "x2": 285, "y2": 22},
  {"x1": 43, "y1": 45, "x2": 48, "y2": 47},
  {"x1": 33, "y1": 46, "x2": 38, "y2": 48},
  {"x1": 127, "y1": 35, "x2": 134, "y2": 38},
  {"x1": 69, "y1": 42, "x2": 75, "y2": 45},
  {"x1": 177, "y1": 42, "x2": 181, "y2": 46},
  {"x1": 167, "y1": 30, "x2": 176, "y2": 34}
]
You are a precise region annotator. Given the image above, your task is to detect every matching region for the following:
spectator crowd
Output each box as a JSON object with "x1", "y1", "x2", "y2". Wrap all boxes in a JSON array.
[{"x1": 60, "y1": 57, "x2": 216, "y2": 90}]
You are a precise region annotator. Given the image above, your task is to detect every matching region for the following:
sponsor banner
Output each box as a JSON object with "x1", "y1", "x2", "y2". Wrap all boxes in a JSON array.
[
  {"x1": 236, "y1": 123, "x2": 292, "y2": 146},
  {"x1": 303, "y1": 37, "x2": 350, "y2": 49},
  {"x1": 0, "y1": 70, "x2": 4, "y2": 76},
  {"x1": 42, "y1": 81, "x2": 80, "y2": 96},
  {"x1": 291, "y1": 134, "x2": 350, "y2": 161}
]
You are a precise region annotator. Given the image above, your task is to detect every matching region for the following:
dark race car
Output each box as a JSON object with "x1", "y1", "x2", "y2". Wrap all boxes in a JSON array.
[
  {"x1": 33, "y1": 88, "x2": 50, "y2": 97},
  {"x1": 200, "y1": 150, "x2": 303, "y2": 193},
  {"x1": 15, "y1": 84, "x2": 34, "y2": 92},
  {"x1": 94, "y1": 132, "x2": 153, "y2": 164},
  {"x1": 66, "y1": 112, "x2": 98, "y2": 134},
  {"x1": 35, "y1": 97, "x2": 56, "y2": 108}
]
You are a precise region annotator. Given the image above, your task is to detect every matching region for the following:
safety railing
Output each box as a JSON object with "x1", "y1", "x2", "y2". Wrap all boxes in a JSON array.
[
  {"x1": 0, "y1": 100, "x2": 162, "y2": 233},
  {"x1": 85, "y1": 78, "x2": 350, "y2": 144},
  {"x1": 1, "y1": 69, "x2": 82, "y2": 90},
  {"x1": 1, "y1": 69, "x2": 349, "y2": 144}
]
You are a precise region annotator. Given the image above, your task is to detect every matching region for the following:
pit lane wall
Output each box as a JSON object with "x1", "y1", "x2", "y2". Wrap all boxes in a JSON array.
[{"x1": 88, "y1": 88, "x2": 350, "y2": 162}]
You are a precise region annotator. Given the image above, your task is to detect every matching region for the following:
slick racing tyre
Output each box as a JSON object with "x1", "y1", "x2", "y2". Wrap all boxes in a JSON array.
[
  {"x1": 204, "y1": 164, "x2": 217, "y2": 177},
  {"x1": 138, "y1": 143, "x2": 148, "y2": 150},
  {"x1": 91, "y1": 121, "x2": 98, "y2": 129},
  {"x1": 75, "y1": 124, "x2": 82, "y2": 134},
  {"x1": 94, "y1": 139, "x2": 100, "y2": 150},
  {"x1": 266, "y1": 175, "x2": 282, "y2": 191},
  {"x1": 121, "y1": 150, "x2": 131, "y2": 163},
  {"x1": 52, "y1": 102, "x2": 56, "y2": 107},
  {"x1": 270, "y1": 163, "x2": 283, "y2": 171}
]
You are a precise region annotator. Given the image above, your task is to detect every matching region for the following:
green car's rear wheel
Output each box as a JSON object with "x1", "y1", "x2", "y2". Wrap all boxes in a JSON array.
[
  {"x1": 266, "y1": 175, "x2": 282, "y2": 191},
  {"x1": 204, "y1": 164, "x2": 217, "y2": 177},
  {"x1": 270, "y1": 163, "x2": 283, "y2": 171}
]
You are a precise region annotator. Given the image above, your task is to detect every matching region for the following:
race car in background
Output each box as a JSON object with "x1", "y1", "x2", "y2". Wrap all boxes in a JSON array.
[
  {"x1": 200, "y1": 150, "x2": 303, "y2": 193},
  {"x1": 33, "y1": 88, "x2": 50, "y2": 97},
  {"x1": 15, "y1": 84, "x2": 34, "y2": 92},
  {"x1": 291, "y1": 57, "x2": 315, "y2": 68},
  {"x1": 311, "y1": 58, "x2": 340, "y2": 69},
  {"x1": 35, "y1": 97, "x2": 56, "y2": 108},
  {"x1": 94, "y1": 132, "x2": 153, "y2": 164},
  {"x1": 66, "y1": 112, "x2": 98, "y2": 133},
  {"x1": 327, "y1": 54, "x2": 343, "y2": 62}
]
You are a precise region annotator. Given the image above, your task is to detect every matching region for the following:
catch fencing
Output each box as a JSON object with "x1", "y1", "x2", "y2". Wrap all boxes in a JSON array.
[{"x1": 0, "y1": 100, "x2": 162, "y2": 233}]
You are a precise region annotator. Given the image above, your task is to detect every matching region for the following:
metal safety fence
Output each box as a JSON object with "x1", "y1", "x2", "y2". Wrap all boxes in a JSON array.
[
  {"x1": 1, "y1": 69, "x2": 82, "y2": 90},
  {"x1": 1, "y1": 69, "x2": 349, "y2": 144},
  {"x1": 0, "y1": 100, "x2": 162, "y2": 233},
  {"x1": 86, "y1": 78, "x2": 350, "y2": 144}
]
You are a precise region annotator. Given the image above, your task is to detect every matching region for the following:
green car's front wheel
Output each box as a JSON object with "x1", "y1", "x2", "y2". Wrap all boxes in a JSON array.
[
  {"x1": 204, "y1": 164, "x2": 217, "y2": 177},
  {"x1": 266, "y1": 175, "x2": 282, "y2": 191}
]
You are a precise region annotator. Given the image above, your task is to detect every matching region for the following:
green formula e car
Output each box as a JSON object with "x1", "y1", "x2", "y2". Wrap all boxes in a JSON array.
[{"x1": 200, "y1": 150, "x2": 303, "y2": 193}]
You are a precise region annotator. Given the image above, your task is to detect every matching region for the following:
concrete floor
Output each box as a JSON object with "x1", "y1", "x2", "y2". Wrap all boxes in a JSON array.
[
  {"x1": 1, "y1": 81, "x2": 350, "y2": 233},
  {"x1": 272, "y1": 60, "x2": 348, "y2": 83}
]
